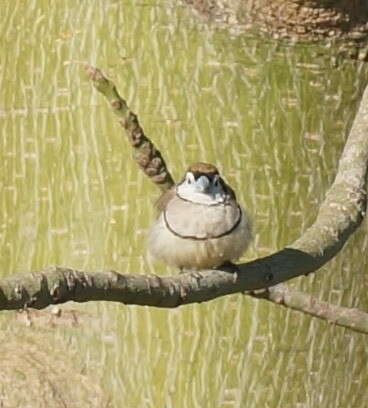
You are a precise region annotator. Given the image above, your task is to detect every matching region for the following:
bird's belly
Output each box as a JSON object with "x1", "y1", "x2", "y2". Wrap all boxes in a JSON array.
[
  {"x1": 164, "y1": 199, "x2": 241, "y2": 239},
  {"x1": 148, "y1": 203, "x2": 252, "y2": 269}
]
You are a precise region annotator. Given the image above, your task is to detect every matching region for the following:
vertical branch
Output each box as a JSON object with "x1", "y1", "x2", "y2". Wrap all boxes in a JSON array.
[{"x1": 85, "y1": 65, "x2": 175, "y2": 192}]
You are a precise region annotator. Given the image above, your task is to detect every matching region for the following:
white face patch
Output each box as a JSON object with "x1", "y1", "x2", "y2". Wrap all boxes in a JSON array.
[{"x1": 177, "y1": 172, "x2": 227, "y2": 204}]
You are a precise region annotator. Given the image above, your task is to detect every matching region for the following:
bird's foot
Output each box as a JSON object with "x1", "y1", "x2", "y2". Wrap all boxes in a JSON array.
[
  {"x1": 217, "y1": 261, "x2": 240, "y2": 273},
  {"x1": 179, "y1": 267, "x2": 203, "y2": 280}
]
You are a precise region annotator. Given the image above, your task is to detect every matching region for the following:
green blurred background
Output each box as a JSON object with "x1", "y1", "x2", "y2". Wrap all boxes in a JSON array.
[{"x1": 0, "y1": 1, "x2": 368, "y2": 407}]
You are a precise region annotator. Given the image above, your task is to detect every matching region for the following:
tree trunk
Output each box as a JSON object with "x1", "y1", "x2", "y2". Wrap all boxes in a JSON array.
[{"x1": 183, "y1": 0, "x2": 368, "y2": 58}]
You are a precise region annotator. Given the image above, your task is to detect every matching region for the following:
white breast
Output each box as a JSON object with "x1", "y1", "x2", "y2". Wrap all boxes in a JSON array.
[
  {"x1": 147, "y1": 195, "x2": 252, "y2": 270},
  {"x1": 164, "y1": 196, "x2": 241, "y2": 239}
]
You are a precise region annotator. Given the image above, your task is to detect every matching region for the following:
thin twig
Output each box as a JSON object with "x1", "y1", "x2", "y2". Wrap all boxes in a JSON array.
[{"x1": 85, "y1": 65, "x2": 175, "y2": 191}]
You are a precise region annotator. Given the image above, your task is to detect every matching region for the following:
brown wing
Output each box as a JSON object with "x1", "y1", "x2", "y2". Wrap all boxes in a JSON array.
[{"x1": 154, "y1": 187, "x2": 176, "y2": 214}]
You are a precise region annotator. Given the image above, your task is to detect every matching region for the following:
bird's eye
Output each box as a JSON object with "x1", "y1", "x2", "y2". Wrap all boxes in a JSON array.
[
  {"x1": 213, "y1": 177, "x2": 219, "y2": 187},
  {"x1": 186, "y1": 173, "x2": 195, "y2": 185}
]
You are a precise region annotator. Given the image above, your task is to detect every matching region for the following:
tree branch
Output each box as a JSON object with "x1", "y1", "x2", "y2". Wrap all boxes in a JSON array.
[
  {"x1": 0, "y1": 67, "x2": 367, "y2": 334},
  {"x1": 85, "y1": 65, "x2": 174, "y2": 191},
  {"x1": 252, "y1": 284, "x2": 368, "y2": 334}
]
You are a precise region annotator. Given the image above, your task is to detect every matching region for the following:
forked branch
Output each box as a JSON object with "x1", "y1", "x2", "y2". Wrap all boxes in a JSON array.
[{"x1": 0, "y1": 66, "x2": 367, "y2": 334}]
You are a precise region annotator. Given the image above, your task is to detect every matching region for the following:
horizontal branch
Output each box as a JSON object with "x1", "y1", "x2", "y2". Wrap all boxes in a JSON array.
[
  {"x1": 1, "y1": 267, "x2": 368, "y2": 333},
  {"x1": 0, "y1": 68, "x2": 367, "y2": 334}
]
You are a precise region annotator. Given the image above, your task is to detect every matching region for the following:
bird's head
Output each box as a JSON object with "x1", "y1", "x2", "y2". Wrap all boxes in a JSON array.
[{"x1": 176, "y1": 162, "x2": 234, "y2": 204}]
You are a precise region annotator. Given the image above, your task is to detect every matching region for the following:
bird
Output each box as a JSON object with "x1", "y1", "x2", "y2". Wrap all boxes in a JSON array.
[{"x1": 147, "y1": 162, "x2": 252, "y2": 270}]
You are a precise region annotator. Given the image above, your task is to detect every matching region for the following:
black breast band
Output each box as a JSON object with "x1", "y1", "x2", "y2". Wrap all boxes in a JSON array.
[{"x1": 163, "y1": 205, "x2": 242, "y2": 241}]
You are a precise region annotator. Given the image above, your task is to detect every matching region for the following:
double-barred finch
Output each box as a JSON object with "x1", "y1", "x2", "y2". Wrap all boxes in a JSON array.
[{"x1": 148, "y1": 162, "x2": 252, "y2": 270}]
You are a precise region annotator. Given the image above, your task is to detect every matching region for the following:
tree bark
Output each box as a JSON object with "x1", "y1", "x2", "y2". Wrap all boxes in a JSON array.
[{"x1": 182, "y1": 0, "x2": 368, "y2": 59}]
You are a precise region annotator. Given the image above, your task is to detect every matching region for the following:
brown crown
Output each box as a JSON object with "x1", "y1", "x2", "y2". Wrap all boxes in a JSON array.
[{"x1": 186, "y1": 162, "x2": 219, "y2": 178}]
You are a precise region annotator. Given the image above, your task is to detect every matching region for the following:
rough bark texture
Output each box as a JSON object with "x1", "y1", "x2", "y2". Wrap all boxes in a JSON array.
[
  {"x1": 182, "y1": 0, "x2": 368, "y2": 59},
  {"x1": 252, "y1": 0, "x2": 368, "y2": 40},
  {"x1": 0, "y1": 67, "x2": 367, "y2": 334}
]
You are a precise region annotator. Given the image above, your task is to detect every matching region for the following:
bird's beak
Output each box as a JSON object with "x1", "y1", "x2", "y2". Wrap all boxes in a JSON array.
[{"x1": 195, "y1": 176, "x2": 210, "y2": 193}]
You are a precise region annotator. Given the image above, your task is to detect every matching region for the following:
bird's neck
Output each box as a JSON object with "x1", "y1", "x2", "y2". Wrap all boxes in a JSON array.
[{"x1": 176, "y1": 185, "x2": 226, "y2": 205}]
